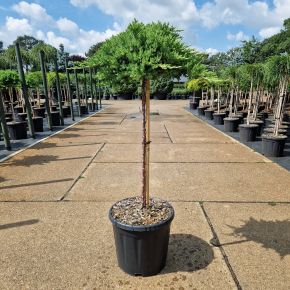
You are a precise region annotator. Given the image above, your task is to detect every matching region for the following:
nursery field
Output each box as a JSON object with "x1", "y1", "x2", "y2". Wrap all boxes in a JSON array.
[{"x1": 0, "y1": 100, "x2": 289, "y2": 290}]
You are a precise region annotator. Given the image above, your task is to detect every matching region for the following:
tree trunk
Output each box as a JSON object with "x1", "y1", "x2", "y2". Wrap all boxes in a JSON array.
[
  {"x1": 141, "y1": 78, "x2": 150, "y2": 208},
  {"x1": 246, "y1": 79, "x2": 253, "y2": 125}
]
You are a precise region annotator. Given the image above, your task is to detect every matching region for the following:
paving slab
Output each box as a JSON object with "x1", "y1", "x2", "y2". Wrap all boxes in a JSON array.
[
  {"x1": 94, "y1": 143, "x2": 267, "y2": 163},
  {"x1": 66, "y1": 162, "x2": 290, "y2": 202},
  {"x1": 204, "y1": 203, "x2": 290, "y2": 290},
  {"x1": 0, "y1": 202, "x2": 235, "y2": 290},
  {"x1": 0, "y1": 142, "x2": 103, "y2": 201}
]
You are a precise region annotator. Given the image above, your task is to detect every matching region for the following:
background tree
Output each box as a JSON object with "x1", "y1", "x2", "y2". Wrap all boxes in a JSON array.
[{"x1": 85, "y1": 42, "x2": 104, "y2": 58}]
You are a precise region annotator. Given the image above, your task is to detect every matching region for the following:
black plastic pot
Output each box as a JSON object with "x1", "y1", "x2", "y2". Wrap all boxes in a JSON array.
[
  {"x1": 28, "y1": 117, "x2": 43, "y2": 132},
  {"x1": 118, "y1": 93, "x2": 133, "y2": 100},
  {"x1": 14, "y1": 106, "x2": 23, "y2": 114},
  {"x1": 204, "y1": 109, "x2": 214, "y2": 120},
  {"x1": 33, "y1": 107, "x2": 46, "y2": 118},
  {"x1": 197, "y1": 106, "x2": 208, "y2": 116},
  {"x1": 62, "y1": 106, "x2": 70, "y2": 117},
  {"x1": 213, "y1": 113, "x2": 226, "y2": 125},
  {"x1": 154, "y1": 93, "x2": 167, "y2": 100},
  {"x1": 250, "y1": 120, "x2": 264, "y2": 136},
  {"x1": 89, "y1": 103, "x2": 96, "y2": 111},
  {"x1": 231, "y1": 114, "x2": 243, "y2": 124},
  {"x1": 5, "y1": 113, "x2": 13, "y2": 119},
  {"x1": 17, "y1": 113, "x2": 27, "y2": 122},
  {"x1": 50, "y1": 105, "x2": 58, "y2": 112},
  {"x1": 257, "y1": 112, "x2": 268, "y2": 121},
  {"x1": 224, "y1": 117, "x2": 239, "y2": 132},
  {"x1": 80, "y1": 105, "x2": 88, "y2": 115},
  {"x1": 265, "y1": 118, "x2": 274, "y2": 127},
  {"x1": 189, "y1": 101, "x2": 198, "y2": 110},
  {"x1": 51, "y1": 111, "x2": 61, "y2": 126},
  {"x1": 193, "y1": 96, "x2": 201, "y2": 104},
  {"x1": 109, "y1": 202, "x2": 174, "y2": 277},
  {"x1": 239, "y1": 124, "x2": 258, "y2": 142},
  {"x1": 240, "y1": 111, "x2": 248, "y2": 118},
  {"x1": 7, "y1": 121, "x2": 27, "y2": 140},
  {"x1": 262, "y1": 134, "x2": 287, "y2": 157}
]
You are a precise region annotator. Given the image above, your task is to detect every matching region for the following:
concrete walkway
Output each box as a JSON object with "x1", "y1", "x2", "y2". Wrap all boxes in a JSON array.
[{"x1": 0, "y1": 100, "x2": 289, "y2": 290}]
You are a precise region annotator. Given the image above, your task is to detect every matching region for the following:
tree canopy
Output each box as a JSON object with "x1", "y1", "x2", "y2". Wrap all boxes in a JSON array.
[{"x1": 88, "y1": 20, "x2": 195, "y2": 91}]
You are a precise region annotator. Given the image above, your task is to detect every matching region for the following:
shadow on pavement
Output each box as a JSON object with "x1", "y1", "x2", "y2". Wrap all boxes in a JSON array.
[
  {"x1": 0, "y1": 219, "x2": 39, "y2": 230},
  {"x1": 1, "y1": 155, "x2": 91, "y2": 167},
  {"x1": 228, "y1": 217, "x2": 290, "y2": 258},
  {"x1": 0, "y1": 177, "x2": 74, "y2": 190},
  {"x1": 162, "y1": 233, "x2": 214, "y2": 273}
]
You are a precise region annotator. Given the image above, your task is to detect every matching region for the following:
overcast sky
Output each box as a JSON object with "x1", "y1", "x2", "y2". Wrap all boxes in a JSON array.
[{"x1": 0, "y1": 0, "x2": 289, "y2": 55}]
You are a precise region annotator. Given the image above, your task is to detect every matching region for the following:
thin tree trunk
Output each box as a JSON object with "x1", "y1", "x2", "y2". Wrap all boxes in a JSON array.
[
  {"x1": 141, "y1": 78, "x2": 150, "y2": 208},
  {"x1": 246, "y1": 79, "x2": 253, "y2": 125}
]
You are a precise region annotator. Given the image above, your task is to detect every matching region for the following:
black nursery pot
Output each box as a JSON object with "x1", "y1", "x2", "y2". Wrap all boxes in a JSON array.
[
  {"x1": 239, "y1": 124, "x2": 258, "y2": 142},
  {"x1": 17, "y1": 113, "x2": 27, "y2": 122},
  {"x1": 262, "y1": 134, "x2": 287, "y2": 157},
  {"x1": 7, "y1": 121, "x2": 27, "y2": 140},
  {"x1": 265, "y1": 118, "x2": 274, "y2": 127},
  {"x1": 109, "y1": 203, "x2": 175, "y2": 277},
  {"x1": 189, "y1": 101, "x2": 198, "y2": 110},
  {"x1": 28, "y1": 117, "x2": 43, "y2": 132},
  {"x1": 89, "y1": 102, "x2": 96, "y2": 111},
  {"x1": 204, "y1": 109, "x2": 214, "y2": 120},
  {"x1": 192, "y1": 96, "x2": 201, "y2": 104},
  {"x1": 154, "y1": 93, "x2": 167, "y2": 100},
  {"x1": 14, "y1": 106, "x2": 23, "y2": 114},
  {"x1": 62, "y1": 106, "x2": 70, "y2": 117},
  {"x1": 50, "y1": 105, "x2": 58, "y2": 112},
  {"x1": 213, "y1": 112, "x2": 226, "y2": 125},
  {"x1": 80, "y1": 105, "x2": 88, "y2": 115},
  {"x1": 250, "y1": 120, "x2": 264, "y2": 136},
  {"x1": 224, "y1": 117, "x2": 239, "y2": 132},
  {"x1": 197, "y1": 106, "x2": 208, "y2": 116},
  {"x1": 118, "y1": 93, "x2": 133, "y2": 100},
  {"x1": 51, "y1": 111, "x2": 61, "y2": 126},
  {"x1": 33, "y1": 107, "x2": 46, "y2": 118}
]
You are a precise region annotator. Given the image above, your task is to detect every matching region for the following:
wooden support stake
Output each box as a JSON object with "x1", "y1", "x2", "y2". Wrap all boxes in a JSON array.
[
  {"x1": 0, "y1": 91, "x2": 11, "y2": 150},
  {"x1": 65, "y1": 57, "x2": 75, "y2": 121},
  {"x1": 54, "y1": 57, "x2": 64, "y2": 125},
  {"x1": 39, "y1": 50, "x2": 53, "y2": 130},
  {"x1": 74, "y1": 69, "x2": 81, "y2": 117},
  {"x1": 15, "y1": 43, "x2": 35, "y2": 138}
]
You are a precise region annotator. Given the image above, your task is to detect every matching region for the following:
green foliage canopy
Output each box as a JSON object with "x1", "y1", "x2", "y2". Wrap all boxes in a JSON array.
[
  {"x1": 0, "y1": 70, "x2": 20, "y2": 89},
  {"x1": 89, "y1": 20, "x2": 194, "y2": 91}
]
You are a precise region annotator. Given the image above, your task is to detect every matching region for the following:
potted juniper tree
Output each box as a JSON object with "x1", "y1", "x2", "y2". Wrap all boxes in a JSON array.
[
  {"x1": 91, "y1": 20, "x2": 193, "y2": 276},
  {"x1": 262, "y1": 54, "x2": 289, "y2": 157},
  {"x1": 0, "y1": 70, "x2": 28, "y2": 139},
  {"x1": 238, "y1": 64, "x2": 261, "y2": 142}
]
